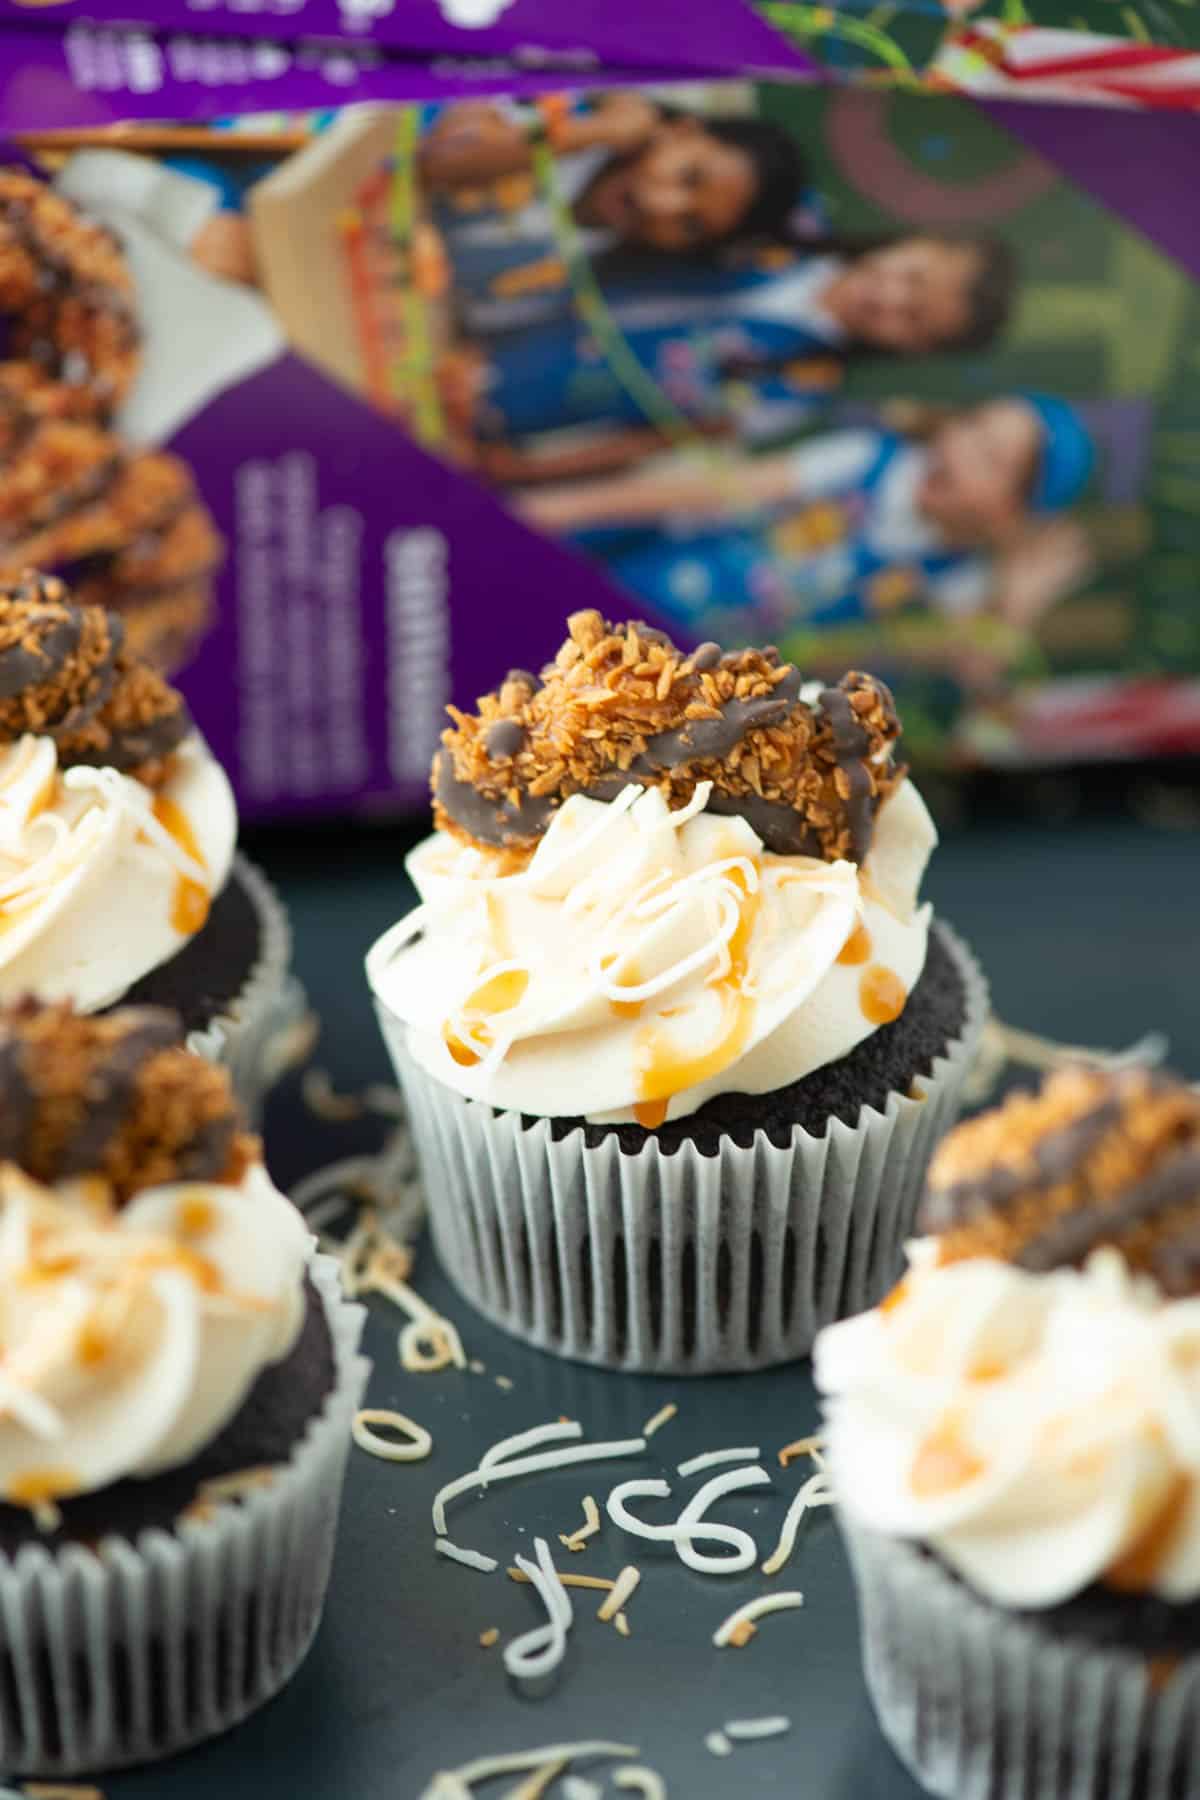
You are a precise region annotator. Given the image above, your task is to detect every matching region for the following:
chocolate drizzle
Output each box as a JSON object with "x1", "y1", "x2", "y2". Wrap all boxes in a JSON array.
[
  {"x1": 921, "y1": 1097, "x2": 1124, "y2": 1233},
  {"x1": 819, "y1": 685, "x2": 875, "y2": 864},
  {"x1": 1017, "y1": 1147, "x2": 1200, "y2": 1281},
  {"x1": 433, "y1": 749, "x2": 558, "y2": 847},
  {"x1": 434, "y1": 613, "x2": 903, "y2": 864},
  {"x1": 52, "y1": 1011, "x2": 183, "y2": 1178},
  {"x1": 0, "y1": 999, "x2": 252, "y2": 1203},
  {"x1": 632, "y1": 667, "x2": 805, "y2": 772},
  {"x1": 923, "y1": 1067, "x2": 1200, "y2": 1294}
]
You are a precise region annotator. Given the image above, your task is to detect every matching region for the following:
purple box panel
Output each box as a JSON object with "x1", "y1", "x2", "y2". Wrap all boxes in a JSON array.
[
  {"x1": 169, "y1": 353, "x2": 630, "y2": 817},
  {"x1": 0, "y1": 0, "x2": 812, "y2": 76}
]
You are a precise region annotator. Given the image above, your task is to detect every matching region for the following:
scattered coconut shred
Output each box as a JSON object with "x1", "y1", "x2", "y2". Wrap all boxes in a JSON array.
[
  {"x1": 762, "y1": 1470, "x2": 834, "y2": 1576},
  {"x1": 559, "y1": 1494, "x2": 601, "y2": 1552},
  {"x1": 607, "y1": 1463, "x2": 771, "y2": 1575},
  {"x1": 508, "y1": 1562, "x2": 641, "y2": 1634},
  {"x1": 713, "y1": 1591, "x2": 807, "y2": 1649},
  {"x1": 423, "y1": 1742, "x2": 640, "y2": 1799},
  {"x1": 641, "y1": 1401, "x2": 677, "y2": 1439},
  {"x1": 433, "y1": 1421, "x2": 646, "y2": 1557},
  {"x1": 22, "y1": 1787, "x2": 106, "y2": 1800},
  {"x1": 353, "y1": 1408, "x2": 433, "y2": 1463}
]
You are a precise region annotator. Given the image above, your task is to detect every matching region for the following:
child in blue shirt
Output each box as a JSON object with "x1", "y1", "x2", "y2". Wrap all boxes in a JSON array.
[{"x1": 520, "y1": 395, "x2": 1094, "y2": 640}]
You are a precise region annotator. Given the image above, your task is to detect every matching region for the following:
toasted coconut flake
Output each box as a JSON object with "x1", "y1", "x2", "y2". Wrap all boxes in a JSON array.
[
  {"x1": 777, "y1": 1434, "x2": 826, "y2": 1470},
  {"x1": 508, "y1": 1568, "x2": 613, "y2": 1594},
  {"x1": 713, "y1": 1590, "x2": 806, "y2": 1648},
  {"x1": 560, "y1": 1493, "x2": 600, "y2": 1551},
  {"x1": 479, "y1": 1627, "x2": 500, "y2": 1648},
  {"x1": 24, "y1": 1787, "x2": 106, "y2": 1799},
  {"x1": 353, "y1": 1408, "x2": 432, "y2": 1464},
  {"x1": 596, "y1": 1565, "x2": 640, "y2": 1623},
  {"x1": 641, "y1": 1402, "x2": 677, "y2": 1439}
]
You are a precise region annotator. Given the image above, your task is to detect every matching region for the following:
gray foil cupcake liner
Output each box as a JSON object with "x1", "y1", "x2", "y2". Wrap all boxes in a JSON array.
[
  {"x1": 189, "y1": 853, "x2": 311, "y2": 1125},
  {"x1": 0, "y1": 1252, "x2": 368, "y2": 1777},
  {"x1": 378, "y1": 920, "x2": 988, "y2": 1374},
  {"x1": 841, "y1": 1514, "x2": 1200, "y2": 1800}
]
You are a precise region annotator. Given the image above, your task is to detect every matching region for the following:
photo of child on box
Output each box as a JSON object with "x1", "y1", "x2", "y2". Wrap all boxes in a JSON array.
[{"x1": 5, "y1": 77, "x2": 1199, "y2": 810}]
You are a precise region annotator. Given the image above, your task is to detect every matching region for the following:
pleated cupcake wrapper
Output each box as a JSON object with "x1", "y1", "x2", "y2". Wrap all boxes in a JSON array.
[
  {"x1": 842, "y1": 1515, "x2": 1200, "y2": 1800},
  {"x1": 0, "y1": 1253, "x2": 368, "y2": 1778},
  {"x1": 189, "y1": 853, "x2": 311, "y2": 1126},
  {"x1": 379, "y1": 921, "x2": 988, "y2": 1374}
]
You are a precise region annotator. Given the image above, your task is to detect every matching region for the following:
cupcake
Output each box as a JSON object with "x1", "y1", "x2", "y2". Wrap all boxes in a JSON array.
[
  {"x1": 818, "y1": 1065, "x2": 1200, "y2": 1800},
  {"x1": 0, "y1": 568, "x2": 302, "y2": 1116},
  {"x1": 367, "y1": 611, "x2": 986, "y2": 1372},
  {"x1": 0, "y1": 997, "x2": 368, "y2": 1776}
]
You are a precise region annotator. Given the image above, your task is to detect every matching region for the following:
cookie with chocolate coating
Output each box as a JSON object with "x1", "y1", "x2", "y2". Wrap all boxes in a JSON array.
[
  {"x1": 434, "y1": 610, "x2": 903, "y2": 863},
  {"x1": 920, "y1": 1066, "x2": 1200, "y2": 1294},
  {"x1": 0, "y1": 997, "x2": 256, "y2": 1204}
]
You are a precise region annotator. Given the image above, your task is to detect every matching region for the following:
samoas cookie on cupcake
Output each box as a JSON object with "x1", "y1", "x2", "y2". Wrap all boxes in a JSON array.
[{"x1": 368, "y1": 612, "x2": 987, "y2": 1371}]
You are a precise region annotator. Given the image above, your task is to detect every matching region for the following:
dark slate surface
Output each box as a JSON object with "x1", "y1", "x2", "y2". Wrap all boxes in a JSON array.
[{"x1": 101, "y1": 811, "x2": 1200, "y2": 1800}]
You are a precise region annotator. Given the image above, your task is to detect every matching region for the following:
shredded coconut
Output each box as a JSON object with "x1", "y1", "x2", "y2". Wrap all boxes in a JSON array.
[
  {"x1": 776, "y1": 1433, "x2": 825, "y2": 1470},
  {"x1": 596, "y1": 1565, "x2": 641, "y2": 1622},
  {"x1": 713, "y1": 1590, "x2": 806, "y2": 1648},
  {"x1": 725, "y1": 1716, "x2": 791, "y2": 1741},
  {"x1": 641, "y1": 1402, "x2": 677, "y2": 1438},
  {"x1": 423, "y1": 1741, "x2": 637, "y2": 1794},
  {"x1": 434, "y1": 1437, "x2": 645, "y2": 1538},
  {"x1": 762, "y1": 1472, "x2": 833, "y2": 1576},
  {"x1": 677, "y1": 1446, "x2": 760, "y2": 1477},
  {"x1": 436, "y1": 1538, "x2": 499, "y2": 1574},
  {"x1": 607, "y1": 1472, "x2": 767, "y2": 1573},
  {"x1": 353, "y1": 1408, "x2": 432, "y2": 1464},
  {"x1": 480, "y1": 1420, "x2": 580, "y2": 1471},
  {"x1": 503, "y1": 1538, "x2": 573, "y2": 1684},
  {"x1": 614, "y1": 1767, "x2": 667, "y2": 1798},
  {"x1": 705, "y1": 1732, "x2": 732, "y2": 1757},
  {"x1": 560, "y1": 1493, "x2": 601, "y2": 1551}
]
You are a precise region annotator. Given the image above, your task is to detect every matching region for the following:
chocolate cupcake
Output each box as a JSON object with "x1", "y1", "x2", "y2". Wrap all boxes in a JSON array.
[
  {"x1": 0, "y1": 999, "x2": 367, "y2": 1776},
  {"x1": 818, "y1": 1065, "x2": 1200, "y2": 1800},
  {"x1": 0, "y1": 568, "x2": 300, "y2": 1117},
  {"x1": 367, "y1": 613, "x2": 986, "y2": 1371}
]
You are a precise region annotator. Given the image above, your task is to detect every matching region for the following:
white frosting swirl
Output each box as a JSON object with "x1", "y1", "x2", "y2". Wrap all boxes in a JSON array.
[
  {"x1": 816, "y1": 1246, "x2": 1200, "y2": 1607},
  {"x1": 0, "y1": 732, "x2": 236, "y2": 1012},
  {"x1": 0, "y1": 1162, "x2": 311, "y2": 1506},
  {"x1": 367, "y1": 776, "x2": 935, "y2": 1123}
]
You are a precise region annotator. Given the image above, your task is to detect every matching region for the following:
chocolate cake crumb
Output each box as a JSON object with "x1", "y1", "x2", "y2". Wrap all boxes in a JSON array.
[
  {"x1": 434, "y1": 611, "x2": 903, "y2": 863},
  {"x1": 921, "y1": 1066, "x2": 1200, "y2": 1290},
  {"x1": 0, "y1": 998, "x2": 255, "y2": 1203}
]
